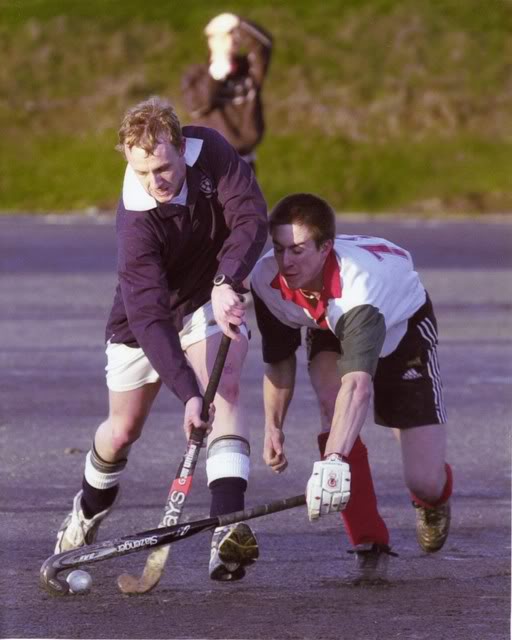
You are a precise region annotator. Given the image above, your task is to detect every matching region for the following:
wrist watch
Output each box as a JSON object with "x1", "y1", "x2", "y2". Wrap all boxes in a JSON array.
[{"x1": 213, "y1": 274, "x2": 233, "y2": 287}]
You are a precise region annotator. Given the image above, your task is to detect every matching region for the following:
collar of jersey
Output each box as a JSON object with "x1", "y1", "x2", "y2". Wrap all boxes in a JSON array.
[
  {"x1": 270, "y1": 250, "x2": 342, "y2": 326},
  {"x1": 122, "y1": 137, "x2": 203, "y2": 212}
]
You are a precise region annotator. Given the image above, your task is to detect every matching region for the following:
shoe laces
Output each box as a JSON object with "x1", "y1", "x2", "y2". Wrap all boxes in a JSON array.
[{"x1": 414, "y1": 502, "x2": 448, "y2": 525}]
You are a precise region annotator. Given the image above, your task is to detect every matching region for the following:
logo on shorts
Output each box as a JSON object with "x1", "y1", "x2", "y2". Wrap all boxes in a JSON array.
[
  {"x1": 199, "y1": 176, "x2": 215, "y2": 198},
  {"x1": 402, "y1": 368, "x2": 423, "y2": 380},
  {"x1": 327, "y1": 472, "x2": 338, "y2": 488}
]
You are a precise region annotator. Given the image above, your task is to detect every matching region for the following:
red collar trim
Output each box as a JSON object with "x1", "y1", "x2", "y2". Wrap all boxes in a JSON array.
[{"x1": 270, "y1": 250, "x2": 341, "y2": 327}]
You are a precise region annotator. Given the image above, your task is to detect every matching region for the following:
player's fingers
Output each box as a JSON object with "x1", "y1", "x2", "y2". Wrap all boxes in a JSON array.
[
  {"x1": 224, "y1": 305, "x2": 245, "y2": 322},
  {"x1": 189, "y1": 410, "x2": 210, "y2": 430},
  {"x1": 272, "y1": 455, "x2": 288, "y2": 474},
  {"x1": 263, "y1": 447, "x2": 277, "y2": 467},
  {"x1": 271, "y1": 436, "x2": 283, "y2": 456},
  {"x1": 229, "y1": 303, "x2": 246, "y2": 314},
  {"x1": 228, "y1": 311, "x2": 245, "y2": 323},
  {"x1": 184, "y1": 423, "x2": 193, "y2": 441},
  {"x1": 204, "y1": 403, "x2": 215, "y2": 435},
  {"x1": 222, "y1": 321, "x2": 241, "y2": 341},
  {"x1": 226, "y1": 314, "x2": 243, "y2": 327},
  {"x1": 266, "y1": 450, "x2": 283, "y2": 467}
]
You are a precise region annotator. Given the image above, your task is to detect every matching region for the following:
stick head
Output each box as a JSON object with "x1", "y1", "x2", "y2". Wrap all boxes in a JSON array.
[{"x1": 39, "y1": 558, "x2": 70, "y2": 596}]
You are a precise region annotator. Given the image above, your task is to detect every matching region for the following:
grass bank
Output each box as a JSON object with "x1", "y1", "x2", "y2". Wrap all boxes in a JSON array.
[{"x1": 1, "y1": 0, "x2": 511, "y2": 214}]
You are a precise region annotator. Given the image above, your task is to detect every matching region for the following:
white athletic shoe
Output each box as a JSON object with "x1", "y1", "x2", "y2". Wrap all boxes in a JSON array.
[
  {"x1": 209, "y1": 523, "x2": 259, "y2": 581},
  {"x1": 54, "y1": 490, "x2": 115, "y2": 554}
]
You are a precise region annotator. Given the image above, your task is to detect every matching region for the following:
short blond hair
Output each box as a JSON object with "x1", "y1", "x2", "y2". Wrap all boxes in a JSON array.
[{"x1": 117, "y1": 96, "x2": 183, "y2": 154}]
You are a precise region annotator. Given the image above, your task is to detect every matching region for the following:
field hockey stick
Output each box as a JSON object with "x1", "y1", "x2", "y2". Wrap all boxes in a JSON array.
[
  {"x1": 40, "y1": 493, "x2": 306, "y2": 595},
  {"x1": 116, "y1": 332, "x2": 232, "y2": 594}
]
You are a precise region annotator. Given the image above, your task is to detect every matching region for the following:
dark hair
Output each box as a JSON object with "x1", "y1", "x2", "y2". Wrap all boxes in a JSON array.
[{"x1": 269, "y1": 193, "x2": 336, "y2": 247}]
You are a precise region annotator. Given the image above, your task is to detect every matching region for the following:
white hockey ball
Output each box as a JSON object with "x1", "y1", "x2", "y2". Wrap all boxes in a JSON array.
[{"x1": 66, "y1": 569, "x2": 92, "y2": 594}]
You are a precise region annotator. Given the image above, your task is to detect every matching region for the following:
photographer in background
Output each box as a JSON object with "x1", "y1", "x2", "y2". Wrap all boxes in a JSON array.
[{"x1": 182, "y1": 13, "x2": 273, "y2": 173}]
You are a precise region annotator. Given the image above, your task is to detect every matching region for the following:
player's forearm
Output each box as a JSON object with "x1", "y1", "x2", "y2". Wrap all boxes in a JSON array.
[
  {"x1": 131, "y1": 321, "x2": 200, "y2": 403},
  {"x1": 119, "y1": 274, "x2": 201, "y2": 403},
  {"x1": 263, "y1": 356, "x2": 296, "y2": 430},
  {"x1": 326, "y1": 372, "x2": 372, "y2": 457},
  {"x1": 237, "y1": 21, "x2": 272, "y2": 84}
]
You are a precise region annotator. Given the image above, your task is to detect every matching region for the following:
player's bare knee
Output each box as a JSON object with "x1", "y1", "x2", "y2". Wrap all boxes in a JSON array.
[
  {"x1": 110, "y1": 429, "x2": 139, "y2": 452},
  {"x1": 109, "y1": 417, "x2": 145, "y2": 451},
  {"x1": 217, "y1": 379, "x2": 241, "y2": 405}
]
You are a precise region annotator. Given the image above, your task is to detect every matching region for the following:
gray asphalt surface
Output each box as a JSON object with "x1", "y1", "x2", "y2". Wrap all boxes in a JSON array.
[{"x1": 1, "y1": 214, "x2": 511, "y2": 640}]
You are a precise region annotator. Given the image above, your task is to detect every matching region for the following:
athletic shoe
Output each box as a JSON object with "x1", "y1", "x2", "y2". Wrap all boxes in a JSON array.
[
  {"x1": 347, "y1": 543, "x2": 397, "y2": 584},
  {"x1": 54, "y1": 490, "x2": 115, "y2": 554},
  {"x1": 413, "y1": 499, "x2": 451, "y2": 553},
  {"x1": 209, "y1": 523, "x2": 259, "y2": 581}
]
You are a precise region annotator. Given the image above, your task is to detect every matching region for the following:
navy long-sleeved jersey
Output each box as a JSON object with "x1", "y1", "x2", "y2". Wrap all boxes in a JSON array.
[{"x1": 105, "y1": 126, "x2": 268, "y2": 403}]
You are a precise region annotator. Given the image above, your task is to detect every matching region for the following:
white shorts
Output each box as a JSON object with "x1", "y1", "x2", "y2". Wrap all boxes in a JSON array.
[{"x1": 105, "y1": 301, "x2": 248, "y2": 392}]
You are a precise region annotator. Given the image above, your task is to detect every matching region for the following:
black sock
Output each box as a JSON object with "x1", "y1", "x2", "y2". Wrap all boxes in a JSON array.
[
  {"x1": 81, "y1": 479, "x2": 119, "y2": 519},
  {"x1": 209, "y1": 477, "x2": 247, "y2": 518}
]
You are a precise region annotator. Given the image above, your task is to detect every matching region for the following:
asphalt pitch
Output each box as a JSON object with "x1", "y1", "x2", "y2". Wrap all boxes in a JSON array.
[{"x1": 1, "y1": 214, "x2": 511, "y2": 640}]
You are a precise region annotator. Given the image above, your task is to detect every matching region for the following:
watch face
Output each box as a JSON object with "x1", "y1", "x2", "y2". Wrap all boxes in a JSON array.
[{"x1": 214, "y1": 275, "x2": 226, "y2": 286}]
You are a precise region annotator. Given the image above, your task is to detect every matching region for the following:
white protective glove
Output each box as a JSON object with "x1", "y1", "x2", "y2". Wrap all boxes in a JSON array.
[{"x1": 306, "y1": 454, "x2": 351, "y2": 521}]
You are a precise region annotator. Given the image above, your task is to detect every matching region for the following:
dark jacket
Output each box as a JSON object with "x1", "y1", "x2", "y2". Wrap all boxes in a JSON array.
[
  {"x1": 105, "y1": 126, "x2": 268, "y2": 403},
  {"x1": 182, "y1": 20, "x2": 273, "y2": 156}
]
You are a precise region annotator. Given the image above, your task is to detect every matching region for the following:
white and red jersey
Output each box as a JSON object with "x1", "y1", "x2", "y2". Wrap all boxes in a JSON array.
[{"x1": 251, "y1": 235, "x2": 426, "y2": 375}]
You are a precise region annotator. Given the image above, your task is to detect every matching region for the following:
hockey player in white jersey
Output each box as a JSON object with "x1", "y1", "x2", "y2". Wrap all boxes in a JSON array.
[{"x1": 251, "y1": 193, "x2": 452, "y2": 582}]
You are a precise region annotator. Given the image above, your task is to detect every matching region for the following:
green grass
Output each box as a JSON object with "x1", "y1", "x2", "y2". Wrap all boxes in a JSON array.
[
  {"x1": 258, "y1": 136, "x2": 512, "y2": 213},
  {"x1": 1, "y1": 0, "x2": 511, "y2": 213},
  {"x1": 0, "y1": 131, "x2": 123, "y2": 211},
  {"x1": 3, "y1": 132, "x2": 510, "y2": 214}
]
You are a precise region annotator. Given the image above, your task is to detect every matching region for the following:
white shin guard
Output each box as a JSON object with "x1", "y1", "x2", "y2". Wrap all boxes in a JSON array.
[{"x1": 206, "y1": 436, "x2": 250, "y2": 485}]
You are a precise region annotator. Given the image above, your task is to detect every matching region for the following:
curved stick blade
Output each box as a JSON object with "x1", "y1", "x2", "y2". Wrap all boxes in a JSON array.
[{"x1": 117, "y1": 546, "x2": 171, "y2": 594}]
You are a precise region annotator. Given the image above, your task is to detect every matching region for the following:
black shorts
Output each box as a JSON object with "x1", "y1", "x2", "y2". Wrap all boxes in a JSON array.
[{"x1": 306, "y1": 295, "x2": 448, "y2": 429}]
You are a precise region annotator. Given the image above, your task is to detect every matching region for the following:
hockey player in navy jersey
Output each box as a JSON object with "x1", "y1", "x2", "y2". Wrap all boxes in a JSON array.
[
  {"x1": 54, "y1": 97, "x2": 268, "y2": 582},
  {"x1": 251, "y1": 193, "x2": 452, "y2": 582}
]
